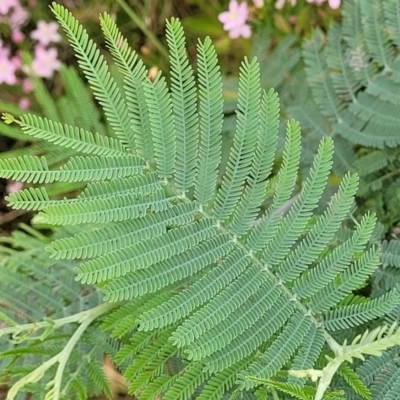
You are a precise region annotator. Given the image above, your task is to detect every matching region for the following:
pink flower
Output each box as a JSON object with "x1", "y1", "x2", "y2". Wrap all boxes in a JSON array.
[
  {"x1": 0, "y1": 54, "x2": 18, "y2": 84},
  {"x1": 31, "y1": 21, "x2": 61, "y2": 46},
  {"x1": 8, "y1": 3, "x2": 28, "y2": 29},
  {"x1": 218, "y1": 1, "x2": 251, "y2": 39},
  {"x1": 306, "y1": 0, "x2": 340, "y2": 8},
  {"x1": 6, "y1": 180, "x2": 23, "y2": 193},
  {"x1": 253, "y1": 0, "x2": 264, "y2": 7},
  {"x1": 32, "y1": 46, "x2": 61, "y2": 78},
  {"x1": 0, "y1": 0, "x2": 17, "y2": 15},
  {"x1": 11, "y1": 29, "x2": 24, "y2": 43},
  {"x1": 22, "y1": 78, "x2": 33, "y2": 92},
  {"x1": 11, "y1": 53, "x2": 21, "y2": 69},
  {"x1": 0, "y1": 40, "x2": 10, "y2": 58},
  {"x1": 18, "y1": 97, "x2": 30, "y2": 109},
  {"x1": 328, "y1": 0, "x2": 340, "y2": 8}
]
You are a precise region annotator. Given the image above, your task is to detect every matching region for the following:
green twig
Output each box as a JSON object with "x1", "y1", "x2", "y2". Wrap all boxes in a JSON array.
[
  {"x1": 4, "y1": 302, "x2": 118, "y2": 400},
  {"x1": 115, "y1": 0, "x2": 169, "y2": 59}
]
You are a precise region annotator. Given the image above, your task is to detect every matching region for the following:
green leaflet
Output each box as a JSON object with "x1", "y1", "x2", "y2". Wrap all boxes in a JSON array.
[{"x1": 1, "y1": 4, "x2": 399, "y2": 400}]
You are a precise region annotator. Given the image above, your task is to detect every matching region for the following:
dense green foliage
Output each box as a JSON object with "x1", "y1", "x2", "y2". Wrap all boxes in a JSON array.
[
  {"x1": 1, "y1": 1, "x2": 400, "y2": 400},
  {"x1": 287, "y1": 0, "x2": 400, "y2": 230}
]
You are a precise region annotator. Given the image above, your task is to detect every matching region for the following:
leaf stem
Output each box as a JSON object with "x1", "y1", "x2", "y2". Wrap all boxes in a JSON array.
[
  {"x1": 115, "y1": 0, "x2": 169, "y2": 59},
  {"x1": 5, "y1": 302, "x2": 118, "y2": 400}
]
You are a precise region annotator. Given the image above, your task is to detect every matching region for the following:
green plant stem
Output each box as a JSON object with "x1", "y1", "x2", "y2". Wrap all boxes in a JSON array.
[
  {"x1": 5, "y1": 301, "x2": 118, "y2": 400},
  {"x1": 0, "y1": 302, "x2": 118, "y2": 338},
  {"x1": 115, "y1": 0, "x2": 169, "y2": 59},
  {"x1": 271, "y1": 388, "x2": 280, "y2": 400},
  {"x1": 52, "y1": 303, "x2": 115, "y2": 399}
]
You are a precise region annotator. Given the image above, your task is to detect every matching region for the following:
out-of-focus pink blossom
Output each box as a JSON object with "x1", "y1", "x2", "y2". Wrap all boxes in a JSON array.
[
  {"x1": 11, "y1": 54, "x2": 21, "y2": 69},
  {"x1": 307, "y1": 0, "x2": 340, "y2": 7},
  {"x1": 0, "y1": 56, "x2": 18, "y2": 84},
  {"x1": 0, "y1": 40, "x2": 10, "y2": 58},
  {"x1": 6, "y1": 180, "x2": 23, "y2": 193},
  {"x1": 18, "y1": 97, "x2": 30, "y2": 109},
  {"x1": 22, "y1": 78, "x2": 33, "y2": 92},
  {"x1": 11, "y1": 29, "x2": 24, "y2": 43},
  {"x1": 253, "y1": 0, "x2": 264, "y2": 8},
  {"x1": 32, "y1": 46, "x2": 61, "y2": 78},
  {"x1": 31, "y1": 21, "x2": 61, "y2": 46},
  {"x1": 0, "y1": 0, "x2": 17, "y2": 15},
  {"x1": 8, "y1": 3, "x2": 29, "y2": 29},
  {"x1": 275, "y1": 0, "x2": 297, "y2": 9},
  {"x1": 328, "y1": 0, "x2": 340, "y2": 8},
  {"x1": 218, "y1": 0, "x2": 251, "y2": 39}
]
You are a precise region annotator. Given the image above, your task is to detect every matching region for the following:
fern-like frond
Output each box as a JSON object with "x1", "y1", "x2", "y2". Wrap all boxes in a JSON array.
[
  {"x1": 7, "y1": 187, "x2": 53, "y2": 211},
  {"x1": 171, "y1": 263, "x2": 268, "y2": 350},
  {"x1": 163, "y1": 362, "x2": 208, "y2": 400},
  {"x1": 229, "y1": 89, "x2": 279, "y2": 236},
  {"x1": 0, "y1": 155, "x2": 142, "y2": 184},
  {"x1": 101, "y1": 233, "x2": 233, "y2": 301},
  {"x1": 288, "y1": 325, "x2": 325, "y2": 388},
  {"x1": 203, "y1": 296, "x2": 295, "y2": 373},
  {"x1": 99, "y1": 13, "x2": 153, "y2": 161},
  {"x1": 277, "y1": 172, "x2": 358, "y2": 283},
  {"x1": 240, "y1": 312, "x2": 312, "y2": 389},
  {"x1": 75, "y1": 219, "x2": 216, "y2": 284},
  {"x1": 51, "y1": 3, "x2": 134, "y2": 150},
  {"x1": 167, "y1": 18, "x2": 198, "y2": 193},
  {"x1": 185, "y1": 280, "x2": 281, "y2": 361},
  {"x1": 195, "y1": 36, "x2": 223, "y2": 207},
  {"x1": 337, "y1": 363, "x2": 371, "y2": 400},
  {"x1": 302, "y1": 29, "x2": 345, "y2": 121},
  {"x1": 310, "y1": 246, "x2": 381, "y2": 313},
  {"x1": 137, "y1": 249, "x2": 250, "y2": 331},
  {"x1": 248, "y1": 378, "x2": 345, "y2": 400},
  {"x1": 324, "y1": 290, "x2": 400, "y2": 331},
  {"x1": 2, "y1": 9, "x2": 397, "y2": 400},
  {"x1": 48, "y1": 202, "x2": 197, "y2": 259},
  {"x1": 261, "y1": 137, "x2": 334, "y2": 267},
  {"x1": 381, "y1": 240, "x2": 400, "y2": 267},
  {"x1": 11, "y1": 114, "x2": 127, "y2": 155},
  {"x1": 359, "y1": 1, "x2": 393, "y2": 70},
  {"x1": 213, "y1": 57, "x2": 261, "y2": 222},
  {"x1": 293, "y1": 213, "x2": 377, "y2": 299},
  {"x1": 144, "y1": 72, "x2": 176, "y2": 178},
  {"x1": 246, "y1": 119, "x2": 301, "y2": 252},
  {"x1": 36, "y1": 185, "x2": 170, "y2": 225}
]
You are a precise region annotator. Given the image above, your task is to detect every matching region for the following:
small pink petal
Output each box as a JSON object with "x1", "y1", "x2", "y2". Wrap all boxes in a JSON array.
[
  {"x1": 218, "y1": 11, "x2": 231, "y2": 25},
  {"x1": 32, "y1": 46, "x2": 61, "y2": 78},
  {"x1": 0, "y1": 0, "x2": 17, "y2": 15},
  {"x1": 0, "y1": 58, "x2": 17, "y2": 84},
  {"x1": 11, "y1": 55, "x2": 21, "y2": 68},
  {"x1": 31, "y1": 20, "x2": 61, "y2": 46},
  {"x1": 9, "y1": 3, "x2": 29, "y2": 29},
  {"x1": 328, "y1": 0, "x2": 340, "y2": 8},
  {"x1": 229, "y1": 24, "x2": 251, "y2": 39},
  {"x1": 18, "y1": 97, "x2": 30, "y2": 110},
  {"x1": 22, "y1": 78, "x2": 34, "y2": 92},
  {"x1": 11, "y1": 29, "x2": 24, "y2": 43},
  {"x1": 6, "y1": 181, "x2": 23, "y2": 193}
]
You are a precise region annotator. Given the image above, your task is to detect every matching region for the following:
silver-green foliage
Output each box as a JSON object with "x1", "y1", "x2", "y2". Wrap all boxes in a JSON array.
[
  {"x1": 295, "y1": 0, "x2": 400, "y2": 226},
  {"x1": 1, "y1": 3, "x2": 400, "y2": 399}
]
